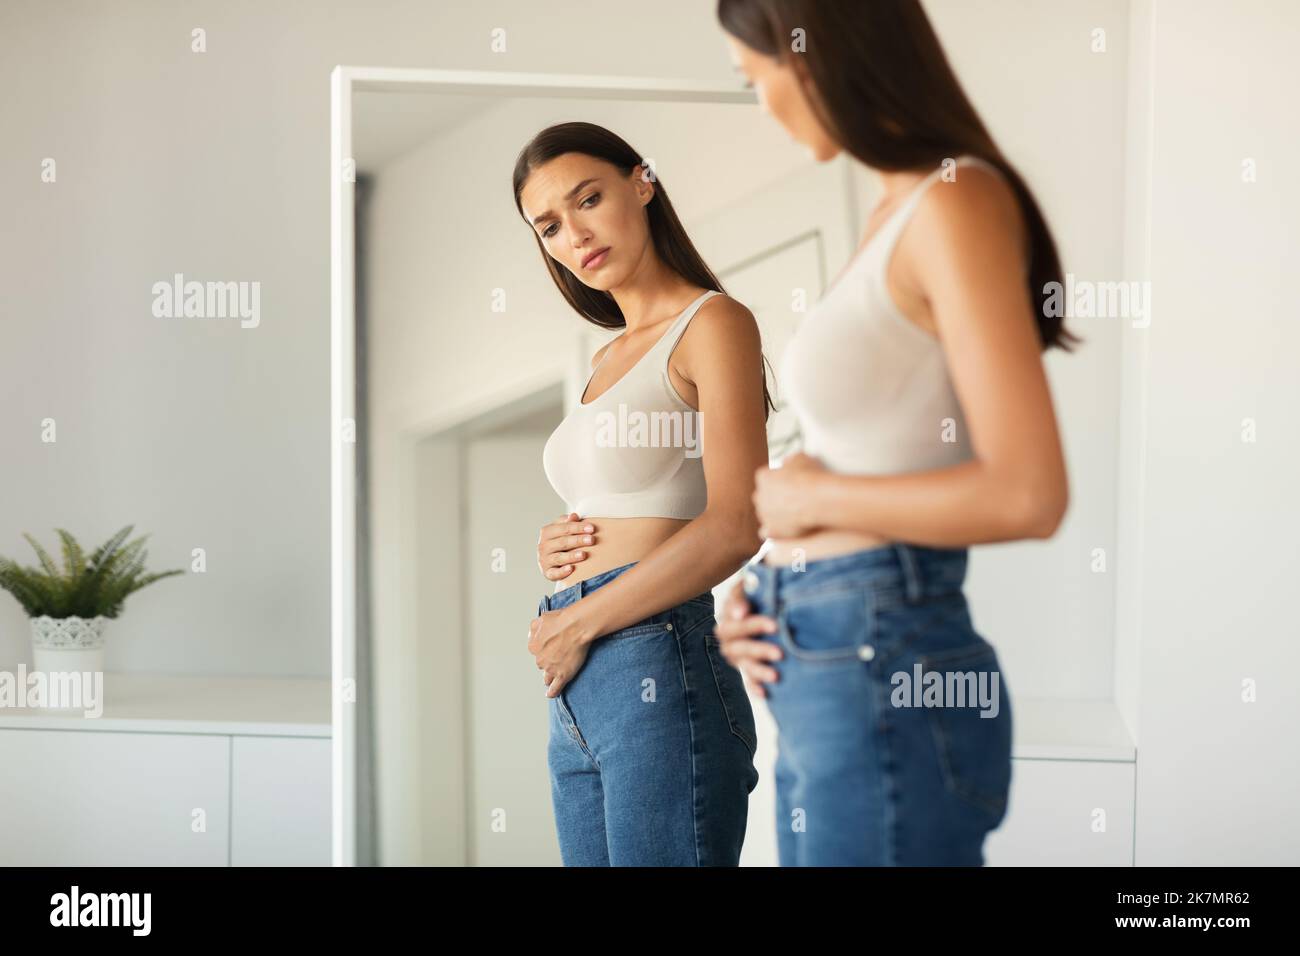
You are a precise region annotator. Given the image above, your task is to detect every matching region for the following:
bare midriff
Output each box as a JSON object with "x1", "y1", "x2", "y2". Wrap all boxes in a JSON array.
[
  {"x1": 762, "y1": 529, "x2": 893, "y2": 567},
  {"x1": 555, "y1": 516, "x2": 692, "y2": 591}
]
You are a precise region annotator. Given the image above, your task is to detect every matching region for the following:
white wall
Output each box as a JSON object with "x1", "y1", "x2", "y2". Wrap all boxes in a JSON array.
[
  {"x1": 464, "y1": 425, "x2": 565, "y2": 866},
  {"x1": 926, "y1": 0, "x2": 1133, "y2": 699},
  {"x1": 0, "y1": 0, "x2": 738, "y2": 675},
  {"x1": 1131, "y1": 0, "x2": 1300, "y2": 864}
]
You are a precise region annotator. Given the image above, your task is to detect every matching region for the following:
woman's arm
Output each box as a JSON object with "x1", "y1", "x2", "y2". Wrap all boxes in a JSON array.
[
  {"x1": 555, "y1": 295, "x2": 770, "y2": 644},
  {"x1": 752, "y1": 166, "x2": 1069, "y2": 547}
]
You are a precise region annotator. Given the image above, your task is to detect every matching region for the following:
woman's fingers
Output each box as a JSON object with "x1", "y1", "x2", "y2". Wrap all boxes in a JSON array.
[
  {"x1": 537, "y1": 515, "x2": 596, "y2": 577},
  {"x1": 738, "y1": 663, "x2": 773, "y2": 698},
  {"x1": 719, "y1": 628, "x2": 783, "y2": 669},
  {"x1": 543, "y1": 547, "x2": 591, "y2": 580},
  {"x1": 715, "y1": 611, "x2": 778, "y2": 645},
  {"x1": 548, "y1": 546, "x2": 590, "y2": 566},
  {"x1": 544, "y1": 534, "x2": 595, "y2": 562},
  {"x1": 541, "y1": 519, "x2": 596, "y2": 544},
  {"x1": 738, "y1": 656, "x2": 780, "y2": 682},
  {"x1": 720, "y1": 579, "x2": 748, "y2": 619}
]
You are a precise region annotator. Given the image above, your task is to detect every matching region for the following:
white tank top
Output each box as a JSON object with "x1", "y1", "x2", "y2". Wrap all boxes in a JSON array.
[
  {"x1": 542, "y1": 290, "x2": 719, "y2": 519},
  {"x1": 780, "y1": 155, "x2": 999, "y2": 475}
]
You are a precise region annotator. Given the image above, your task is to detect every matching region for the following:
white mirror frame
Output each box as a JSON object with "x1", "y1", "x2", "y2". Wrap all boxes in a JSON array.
[{"x1": 329, "y1": 65, "x2": 754, "y2": 866}]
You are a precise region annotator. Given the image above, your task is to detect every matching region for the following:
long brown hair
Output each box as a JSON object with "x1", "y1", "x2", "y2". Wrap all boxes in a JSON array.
[
  {"x1": 718, "y1": 0, "x2": 1082, "y2": 352},
  {"x1": 512, "y1": 121, "x2": 776, "y2": 416}
]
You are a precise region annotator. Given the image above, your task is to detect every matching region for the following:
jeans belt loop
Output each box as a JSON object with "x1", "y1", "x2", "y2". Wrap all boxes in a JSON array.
[{"x1": 892, "y1": 542, "x2": 924, "y2": 604}]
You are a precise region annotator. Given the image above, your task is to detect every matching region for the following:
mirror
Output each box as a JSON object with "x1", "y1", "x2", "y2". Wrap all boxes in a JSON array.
[{"x1": 336, "y1": 71, "x2": 865, "y2": 865}]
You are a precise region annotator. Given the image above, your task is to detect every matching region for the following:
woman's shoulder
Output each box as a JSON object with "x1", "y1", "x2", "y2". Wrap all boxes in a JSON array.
[
  {"x1": 676, "y1": 291, "x2": 761, "y2": 362},
  {"x1": 693, "y1": 290, "x2": 755, "y2": 325},
  {"x1": 914, "y1": 160, "x2": 1023, "y2": 241},
  {"x1": 905, "y1": 159, "x2": 1027, "y2": 272}
]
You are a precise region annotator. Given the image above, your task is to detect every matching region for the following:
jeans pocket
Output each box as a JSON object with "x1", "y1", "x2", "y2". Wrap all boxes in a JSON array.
[
  {"x1": 776, "y1": 585, "x2": 873, "y2": 662},
  {"x1": 676, "y1": 599, "x2": 757, "y2": 758},
  {"x1": 702, "y1": 633, "x2": 758, "y2": 758},
  {"x1": 604, "y1": 623, "x2": 673, "y2": 643},
  {"x1": 919, "y1": 642, "x2": 1013, "y2": 823}
]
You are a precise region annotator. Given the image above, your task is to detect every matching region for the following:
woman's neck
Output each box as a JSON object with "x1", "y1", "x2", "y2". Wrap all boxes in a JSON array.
[{"x1": 607, "y1": 259, "x2": 702, "y2": 333}]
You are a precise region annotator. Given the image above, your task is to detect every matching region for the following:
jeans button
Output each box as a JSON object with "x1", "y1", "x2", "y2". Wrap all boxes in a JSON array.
[
  {"x1": 743, "y1": 570, "x2": 759, "y2": 594},
  {"x1": 858, "y1": 644, "x2": 876, "y2": 661}
]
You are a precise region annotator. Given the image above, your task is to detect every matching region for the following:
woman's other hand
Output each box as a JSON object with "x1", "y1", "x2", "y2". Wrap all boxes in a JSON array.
[
  {"x1": 528, "y1": 605, "x2": 593, "y2": 698},
  {"x1": 714, "y1": 578, "x2": 782, "y2": 699}
]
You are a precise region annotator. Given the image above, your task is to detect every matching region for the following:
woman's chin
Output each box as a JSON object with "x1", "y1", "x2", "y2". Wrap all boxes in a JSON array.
[
  {"x1": 576, "y1": 272, "x2": 621, "y2": 293},
  {"x1": 810, "y1": 140, "x2": 842, "y2": 163}
]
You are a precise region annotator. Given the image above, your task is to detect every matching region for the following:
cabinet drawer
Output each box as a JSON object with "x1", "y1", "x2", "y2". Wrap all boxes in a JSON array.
[
  {"x1": 986, "y1": 758, "x2": 1135, "y2": 865},
  {"x1": 0, "y1": 729, "x2": 229, "y2": 866},
  {"x1": 231, "y1": 736, "x2": 330, "y2": 865}
]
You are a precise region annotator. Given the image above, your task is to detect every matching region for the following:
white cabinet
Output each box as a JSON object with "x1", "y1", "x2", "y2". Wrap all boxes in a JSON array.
[
  {"x1": 230, "y1": 736, "x2": 331, "y2": 866},
  {"x1": 0, "y1": 674, "x2": 330, "y2": 866},
  {"x1": 987, "y1": 760, "x2": 1135, "y2": 866},
  {"x1": 0, "y1": 728, "x2": 230, "y2": 865},
  {"x1": 986, "y1": 697, "x2": 1136, "y2": 866}
]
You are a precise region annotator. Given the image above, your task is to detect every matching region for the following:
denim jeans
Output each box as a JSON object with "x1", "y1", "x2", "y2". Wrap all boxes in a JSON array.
[
  {"x1": 742, "y1": 542, "x2": 1013, "y2": 866},
  {"x1": 538, "y1": 561, "x2": 759, "y2": 866}
]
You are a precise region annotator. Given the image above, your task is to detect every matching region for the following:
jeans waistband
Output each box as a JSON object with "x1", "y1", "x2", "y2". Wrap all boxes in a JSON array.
[
  {"x1": 742, "y1": 542, "x2": 968, "y2": 609},
  {"x1": 542, "y1": 560, "x2": 641, "y2": 612}
]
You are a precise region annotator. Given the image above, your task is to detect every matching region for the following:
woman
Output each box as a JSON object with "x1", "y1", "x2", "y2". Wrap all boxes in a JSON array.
[
  {"x1": 515, "y1": 122, "x2": 770, "y2": 866},
  {"x1": 713, "y1": 0, "x2": 1079, "y2": 865}
]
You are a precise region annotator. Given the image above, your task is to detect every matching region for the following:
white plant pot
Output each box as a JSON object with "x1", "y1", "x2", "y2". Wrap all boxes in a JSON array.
[{"x1": 30, "y1": 616, "x2": 107, "y2": 708}]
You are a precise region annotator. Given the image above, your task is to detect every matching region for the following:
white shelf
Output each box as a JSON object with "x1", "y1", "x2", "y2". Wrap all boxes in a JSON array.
[
  {"x1": 0, "y1": 672, "x2": 331, "y2": 738},
  {"x1": 1012, "y1": 697, "x2": 1135, "y2": 762}
]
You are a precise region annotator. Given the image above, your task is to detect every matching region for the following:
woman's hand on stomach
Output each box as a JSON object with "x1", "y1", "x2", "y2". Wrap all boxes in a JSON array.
[
  {"x1": 537, "y1": 512, "x2": 596, "y2": 583},
  {"x1": 753, "y1": 453, "x2": 890, "y2": 565},
  {"x1": 543, "y1": 516, "x2": 690, "y2": 587}
]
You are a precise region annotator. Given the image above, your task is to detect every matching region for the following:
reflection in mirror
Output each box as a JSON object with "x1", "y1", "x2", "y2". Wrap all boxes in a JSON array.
[{"x1": 350, "y1": 86, "x2": 863, "y2": 865}]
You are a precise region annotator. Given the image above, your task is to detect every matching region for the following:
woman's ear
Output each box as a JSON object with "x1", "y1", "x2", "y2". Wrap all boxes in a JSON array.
[{"x1": 630, "y1": 162, "x2": 655, "y2": 206}]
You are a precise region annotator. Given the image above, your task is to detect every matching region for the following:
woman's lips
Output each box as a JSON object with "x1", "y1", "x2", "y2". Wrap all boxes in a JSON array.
[{"x1": 582, "y1": 247, "x2": 610, "y2": 270}]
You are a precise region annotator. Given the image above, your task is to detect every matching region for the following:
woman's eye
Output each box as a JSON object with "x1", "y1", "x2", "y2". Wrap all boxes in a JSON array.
[{"x1": 540, "y1": 194, "x2": 598, "y2": 238}]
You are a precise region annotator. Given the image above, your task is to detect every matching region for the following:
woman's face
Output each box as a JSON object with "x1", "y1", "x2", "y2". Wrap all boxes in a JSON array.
[
  {"x1": 519, "y1": 153, "x2": 654, "y2": 290},
  {"x1": 725, "y1": 33, "x2": 841, "y2": 162}
]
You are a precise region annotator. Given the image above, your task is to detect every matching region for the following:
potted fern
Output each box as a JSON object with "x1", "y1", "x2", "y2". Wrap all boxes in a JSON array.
[{"x1": 0, "y1": 525, "x2": 184, "y2": 678}]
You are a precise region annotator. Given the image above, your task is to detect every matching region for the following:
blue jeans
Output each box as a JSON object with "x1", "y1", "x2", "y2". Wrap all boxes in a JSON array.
[
  {"x1": 538, "y1": 561, "x2": 759, "y2": 866},
  {"x1": 742, "y1": 542, "x2": 1013, "y2": 866}
]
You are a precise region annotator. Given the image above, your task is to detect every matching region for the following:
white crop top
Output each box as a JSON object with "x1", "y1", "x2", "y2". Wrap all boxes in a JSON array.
[
  {"x1": 780, "y1": 155, "x2": 998, "y2": 475},
  {"x1": 542, "y1": 289, "x2": 719, "y2": 519}
]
